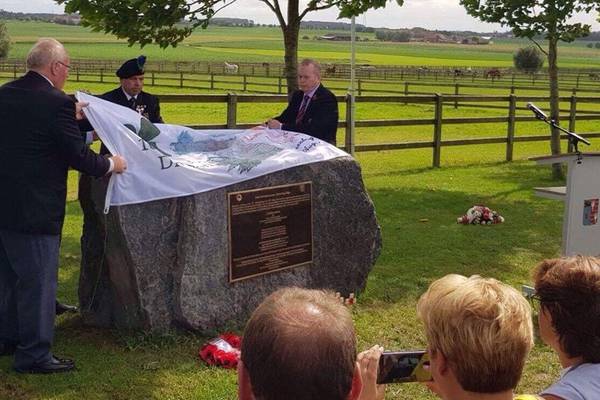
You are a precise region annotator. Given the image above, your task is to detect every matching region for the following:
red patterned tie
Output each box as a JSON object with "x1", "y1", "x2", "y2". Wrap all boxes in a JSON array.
[{"x1": 295, "y1": 94, "x2": 310, "y2": 125}]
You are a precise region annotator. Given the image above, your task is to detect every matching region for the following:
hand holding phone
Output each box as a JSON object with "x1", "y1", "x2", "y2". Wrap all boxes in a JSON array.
[
  {"x1": 357, "y1": 345, "x2": 386, "y2": 400},
  {"x1": 376, "y1": 350, "x2": 432, "y2": 384}
]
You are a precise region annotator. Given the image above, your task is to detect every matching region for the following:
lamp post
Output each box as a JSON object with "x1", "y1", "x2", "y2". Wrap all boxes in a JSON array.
[{"x1": 348, "y1": 15, "x2": 356, "y2": 156}]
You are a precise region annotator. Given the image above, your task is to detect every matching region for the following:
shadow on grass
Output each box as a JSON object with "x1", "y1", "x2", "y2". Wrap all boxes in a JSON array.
[
  {"x1": 0, "y1": 160, "x2": 567, "y2": 399},
  {"x1": 1, "y1": 199, "x2": 236, "y2": 400},
  {"x1": 362, "y1": 178, "x2": 563, "y2": 305},
  {"x1": 0, "y1": 313, "x2": 234, "y2": 400}
]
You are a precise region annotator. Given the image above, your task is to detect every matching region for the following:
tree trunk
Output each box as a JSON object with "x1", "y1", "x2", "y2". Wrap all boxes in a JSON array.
[
  {"x1": 282, "y1": 25, "x2": 299, "y2": 94},
  {"x1": 548, "y1": 37, "x2": 564, "y2": 179},
  {"x1": 282, "y1": 0, "x2": 300, "y2": 94}
]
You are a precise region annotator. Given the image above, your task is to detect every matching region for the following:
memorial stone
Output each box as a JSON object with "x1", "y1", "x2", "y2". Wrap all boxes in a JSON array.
[{"x1": 79, "y1": 156, "x2": 381, "y2": 333}]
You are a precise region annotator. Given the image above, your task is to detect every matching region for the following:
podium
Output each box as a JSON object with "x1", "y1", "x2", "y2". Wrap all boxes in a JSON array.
[{"x1": 531, "y1": 153, "x2": 600, "y2": 256}]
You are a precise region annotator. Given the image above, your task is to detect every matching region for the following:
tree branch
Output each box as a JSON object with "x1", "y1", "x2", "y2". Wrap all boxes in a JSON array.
[
  {"x1": 262, "y1": 0, "x2": 287, "y2": 28},
  {"x1": 299, "y1": 0, "x2": 341, "y2": 20},
  {"x1": 185, "y1": 0, "x2": 229, "y2": 20},
  {"x1": 261, "y1": 0, "x2": 277, "y2": 14},
  {"x1": 528, "y1": 37, "x2": 549, "y2": 56},
  {"x1": 210, "y1": 0, "x2": 239, "y2": 16}
]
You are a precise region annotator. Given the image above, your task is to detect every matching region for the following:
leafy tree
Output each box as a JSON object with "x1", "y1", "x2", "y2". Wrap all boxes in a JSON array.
[
  {"x1": 460, "y1": 0, "x2": 600, "y2": 179},
  {"x1": 514, "y1": 47, "x2": 544, "y2": 74},
  {"x1": 588, "y1": 42, "x2": 594, "y2": 48},
  {"x1": 0, "y1": 21, "x2": 11, "y2": 59},
  {"x1": 57, "y1": 0, "x2": 402, "y2": 92},
  {"x1": 375, "y1": 29, "x2": 411, "y2": 42}
]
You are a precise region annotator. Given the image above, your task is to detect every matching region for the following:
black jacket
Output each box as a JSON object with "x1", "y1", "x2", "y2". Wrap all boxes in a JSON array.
[
  {"x1": 102, "y1": 87, "x2": 163, "y2": 123},
  {"x1": 0, "y1": 71, "x2": 111, "y2": 234},
  {"x1": 276, "y1": 84, "x2": 339, "y2": 145}
]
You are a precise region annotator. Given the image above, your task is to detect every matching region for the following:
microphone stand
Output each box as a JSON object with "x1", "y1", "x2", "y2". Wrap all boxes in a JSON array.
[{"x1": 535, "y1": 116, "x2": 591, "y2": 163}]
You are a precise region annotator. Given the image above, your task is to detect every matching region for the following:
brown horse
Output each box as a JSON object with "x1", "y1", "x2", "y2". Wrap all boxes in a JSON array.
[{"x1": 485, "y1": 68, "x2": 501, "y2": 79}]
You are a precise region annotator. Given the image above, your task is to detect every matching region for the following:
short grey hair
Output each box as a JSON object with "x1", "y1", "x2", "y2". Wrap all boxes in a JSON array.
[
  {"x1": 26, "y1": 38, "x2": 67, "y2": 70},
  {"x1": 299, "y1": 58, "x2": 321, "y2": 77}
]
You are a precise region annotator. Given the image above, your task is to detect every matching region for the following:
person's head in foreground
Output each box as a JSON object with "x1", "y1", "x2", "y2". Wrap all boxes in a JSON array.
[
  {"x1": 297, "y1": 59, "x2": 321, "y2": 93},
  {"x1": 534, "y1": 256, "x2": 600, "y2": 400},
  {"x1": 26, "y1": 38, "x2": 71, "y2": 90},
  {"x1": 238, "y1": 287, "x2": 362, "y2": 400},
  {"x1": 417, "y1": 274, "x2": 534, "y2": 400},
  {"x1": 117, "y1": 55, "x2": 146, "y2": 97}
]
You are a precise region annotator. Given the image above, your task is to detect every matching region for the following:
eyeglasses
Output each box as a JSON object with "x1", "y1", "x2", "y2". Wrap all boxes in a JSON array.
[
  {"x1": 529, "y1": 294, "x2": 542, "y2": 313},
  {"x1": 57, "y1": 61, "x2": 71, "y2": 70},
  {"x1": 522, "y1": 285, "x2": 541, "y2": 314}
]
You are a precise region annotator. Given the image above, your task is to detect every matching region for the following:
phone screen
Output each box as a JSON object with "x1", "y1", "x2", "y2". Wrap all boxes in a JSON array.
[{"x1": 376, "y1": 350, "x2": 432, "y2": 384}]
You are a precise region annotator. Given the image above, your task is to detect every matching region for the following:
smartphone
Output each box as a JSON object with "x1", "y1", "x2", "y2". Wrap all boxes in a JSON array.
[
  {"x1": 376, "y1": 350, "x2": 432, "y2": 384},
  {"x1": 521, "y1": 284, "x2": 535, "y2": 299}
]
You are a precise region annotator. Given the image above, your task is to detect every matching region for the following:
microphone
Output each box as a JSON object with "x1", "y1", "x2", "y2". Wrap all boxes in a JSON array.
[{"x1": 527, "y1": 103, "x2": 548, "y2": 121}]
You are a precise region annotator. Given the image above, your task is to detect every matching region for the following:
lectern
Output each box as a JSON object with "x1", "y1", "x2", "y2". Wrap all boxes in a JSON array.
[{"x1": 532, "y1": 153, "x2": 600, "y2": 256}]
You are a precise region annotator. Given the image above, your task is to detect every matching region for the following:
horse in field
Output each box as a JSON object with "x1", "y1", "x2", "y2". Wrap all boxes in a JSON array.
[
  {"x1": 224, "y1": 62, "x2": 239, "y2": 74},
  {"x1": 485, "y1": 68, "x2": 501, "y2": 79}
]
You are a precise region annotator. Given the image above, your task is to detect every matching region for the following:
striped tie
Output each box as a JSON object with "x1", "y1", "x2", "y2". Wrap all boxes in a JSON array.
[{"x1": 295, "y1": 94, "x2": 310, "y2": 125}]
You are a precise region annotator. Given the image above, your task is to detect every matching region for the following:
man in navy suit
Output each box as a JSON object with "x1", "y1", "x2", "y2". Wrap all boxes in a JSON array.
[
  {"x1": 0, "y1": 38, "x2": 127, "y2": 374},
  {"x1": 267, "y1": 59, "x2": 339, "y2": 145}
]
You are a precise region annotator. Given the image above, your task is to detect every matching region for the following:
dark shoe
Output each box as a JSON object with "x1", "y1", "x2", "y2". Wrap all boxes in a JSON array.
[
  {"x1": 15, "y1": 356, "x2": 75, "y2": 374},
  {"x1": 56, "y1": 301, "x2": 78, "y2": 316},
  {"x1": 0, "y1": 342, "x2": 17, "y2": 356}
]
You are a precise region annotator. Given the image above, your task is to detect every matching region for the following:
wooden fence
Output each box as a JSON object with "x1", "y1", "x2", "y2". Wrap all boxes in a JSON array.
[
  {"x1": 2, "y1": 68, "x2": 600, "y2": 101},
  {"x1": 154, "y1": 93, "x2": 600, "y2": 167},
  {"x1": 3, "y1": 60, "x2": 600, "y2": 91},
  {"x1": 2, "y1": 58, "x2": 600, "y2": 83}
]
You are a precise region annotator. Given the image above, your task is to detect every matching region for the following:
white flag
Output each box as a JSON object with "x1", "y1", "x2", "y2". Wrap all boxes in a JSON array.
[{"x1": 76, "y1": 92, "x2": 348, "y2": 212}]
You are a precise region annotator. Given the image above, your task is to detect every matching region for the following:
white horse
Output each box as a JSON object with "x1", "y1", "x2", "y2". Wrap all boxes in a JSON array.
[{"x1": 224, "y1": 62, "x2": 239, "y2": 74}]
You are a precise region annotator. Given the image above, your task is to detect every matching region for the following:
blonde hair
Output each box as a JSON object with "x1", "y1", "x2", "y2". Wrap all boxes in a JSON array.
[
  {"x1": 26, "y1": 38, "x2": 67, "y2": 70},
  {"x1": 417, "y1": 274, "x2": 533, "y2": 393}
]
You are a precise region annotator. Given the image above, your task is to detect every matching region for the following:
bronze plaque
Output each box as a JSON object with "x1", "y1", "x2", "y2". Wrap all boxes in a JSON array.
[{"x1": 228, "y1": 182, "x2": 313, "y2": 283}]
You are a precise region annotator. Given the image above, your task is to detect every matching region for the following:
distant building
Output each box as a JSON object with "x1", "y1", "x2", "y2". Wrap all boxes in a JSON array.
[
  {"x1": 51, "y1": 13, "x2": 81, "y2": 25},
  {"x1": 412, "y1": 32, "x2": 452, "y2": 43},
  {"x1": 319, "y1": 33, "x2": 351, "y2": 41},
  {"x1": 461, "y1": 36, "x2": 491, "y2": 45}
]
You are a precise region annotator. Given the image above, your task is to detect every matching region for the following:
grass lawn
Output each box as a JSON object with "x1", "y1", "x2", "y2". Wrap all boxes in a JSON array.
[
  {"x1": 5, "y1": 21, "x2": 600, "y2": 68},
  {"x1": 1, "y1": 21, "x2": 598, "y2": 398},
  {"x1": 1, "y1": 126, "x2": 593, "y2": 398}
]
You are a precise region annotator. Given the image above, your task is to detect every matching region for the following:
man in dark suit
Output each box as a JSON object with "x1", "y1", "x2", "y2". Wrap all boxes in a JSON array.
[
  {"x1": 0, "y1": 38, "x2": 127, "y2": 374},
  {"x1": 103, "y1": 55, "x2": 163, "y2": 123},
  {"x1": 78, "y1": 56, "x2": 163, "y2": 149},
  {"x1": 267, "y1": 59, "x2": 339, "y2": 145}
]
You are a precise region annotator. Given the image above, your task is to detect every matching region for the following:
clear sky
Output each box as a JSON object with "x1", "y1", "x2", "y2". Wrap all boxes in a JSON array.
[{"x1": 2, "y1": 0, "x2": 600, "y2": 32}]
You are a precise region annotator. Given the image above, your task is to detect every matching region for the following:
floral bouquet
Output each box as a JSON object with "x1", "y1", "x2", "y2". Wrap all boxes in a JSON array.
[
  {"x1": 457, "y1": 205, "x2": 505, "y2": 225},
  {"x1": 199, "y1": 333, "x2": 242, "y2": 369}
]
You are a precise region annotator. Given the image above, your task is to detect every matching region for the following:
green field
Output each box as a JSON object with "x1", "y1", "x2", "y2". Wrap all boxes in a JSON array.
[
  {"x1": 0, "y1": 146, "x2": 578, "y2": 400},
  {"x1": 1, "y1": 20, "x2": 599, "y2": 400},
  {"x1": 5, "y1": 21, "x2": 600, "y2": 67}
]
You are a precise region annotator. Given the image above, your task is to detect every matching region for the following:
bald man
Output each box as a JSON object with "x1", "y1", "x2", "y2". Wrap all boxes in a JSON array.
[{"x1": 0, "y1": 38, "x2": 126, "y2": 374}]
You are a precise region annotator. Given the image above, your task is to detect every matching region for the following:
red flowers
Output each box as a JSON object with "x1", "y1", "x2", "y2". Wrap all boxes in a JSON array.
[{"x1": 199, "y1": 333, "x2": 242, "y2": 369}]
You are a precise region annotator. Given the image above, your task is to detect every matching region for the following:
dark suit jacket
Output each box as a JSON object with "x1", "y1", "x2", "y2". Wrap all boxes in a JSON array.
[
  {"x1": 276, "y1": 84, "x2": 339, "y2": 145},
  {"x1": 0, "y1": 71, "x2": 110, "y2": 235},
  {"x1": 102, "y1": 87, "x2": 163, "y2": 123}
]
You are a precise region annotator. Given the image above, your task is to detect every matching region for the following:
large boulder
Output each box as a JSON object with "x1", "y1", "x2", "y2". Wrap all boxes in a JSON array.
[{"x1": 79, "y1": 156, "x2": 381, "y2": 333}]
